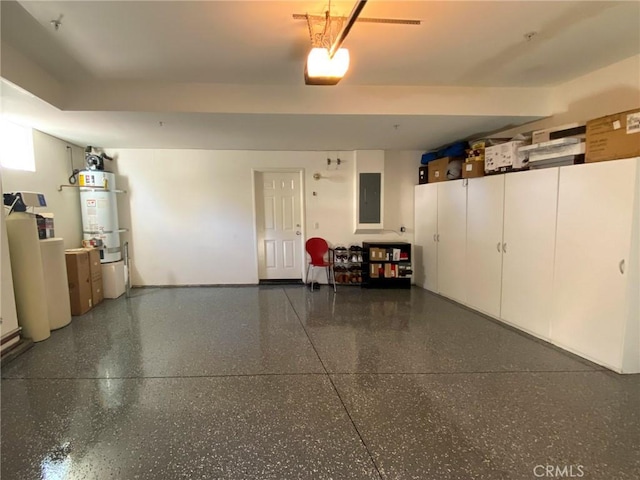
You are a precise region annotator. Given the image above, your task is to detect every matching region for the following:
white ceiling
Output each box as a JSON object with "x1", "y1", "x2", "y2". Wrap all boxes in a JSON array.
[{"x1": 1, "y1": 0, "x2": 639, "y2": 150}]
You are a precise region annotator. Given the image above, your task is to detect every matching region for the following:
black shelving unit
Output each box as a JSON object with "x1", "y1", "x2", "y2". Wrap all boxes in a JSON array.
[{"x1": 362, "y1": 242, "x2": 412, "y2": 289}]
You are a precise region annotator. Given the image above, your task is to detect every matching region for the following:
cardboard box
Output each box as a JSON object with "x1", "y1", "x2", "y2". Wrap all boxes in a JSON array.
[
  {"x1": 370, "y1": 247, "x2": 388, "y2": 261},
  {"x1": 91, "y1": 277, "x2": 104, "y2": 306},
  {"x1": 384, "y1": 264, "x2": 392, "y2": 278},
  {"x1": 586, "y1": 109, "x2": 640, "y2": 163},
  {"x1": 427, "y1": 157, "x2": 449, "y2": 183},
  {"x1": 427, "y1": 157, "x2": 464, "y2": 183},
  {"x1": 462, "y1": 160, "x2": 485, "y2": 178},
  {"x1": 485, "y1": 141, "x2": 528, "y2": 173},
  {"x1": 418, "y1": 166, "x2": 428, "y2": 185},
  {"x1": 65, "y1": 250, "x2": 93, "y2": 316},
  {"x1": 84, "y1": 248, "x2": 102, "y2": 281},
  {"x1": 532, "y1": 123, "x2": 585, "y2": 144},
  {"x1": 370, "y1": 263, "x2": 381, "y2": 278}
]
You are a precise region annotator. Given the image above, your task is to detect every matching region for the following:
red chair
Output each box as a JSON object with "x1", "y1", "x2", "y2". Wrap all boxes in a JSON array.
[{"x1": 305, "y1": 237, "x2": 336, "y2": 292}]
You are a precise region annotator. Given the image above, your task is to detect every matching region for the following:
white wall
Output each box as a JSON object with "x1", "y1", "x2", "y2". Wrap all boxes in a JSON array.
[
  {"x1": 1, "y1": 130, "x2": 84, "y2": 249},
  {"x1": 114, "y1": 149, "x2": 420, "y2": 286},
  {"x1": 493, "y1": 54, "x2": 640, "y2": 138}
]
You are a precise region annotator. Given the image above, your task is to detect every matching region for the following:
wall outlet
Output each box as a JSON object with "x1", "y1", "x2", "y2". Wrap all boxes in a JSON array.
[{"x1": 400, "y1": 226, "x2": 406, "y2": 233}]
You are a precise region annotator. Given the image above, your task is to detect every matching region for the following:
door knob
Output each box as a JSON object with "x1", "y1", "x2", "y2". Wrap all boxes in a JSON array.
[{"x1": 296, "y1": 231, "x2": 301, "y2": 235}]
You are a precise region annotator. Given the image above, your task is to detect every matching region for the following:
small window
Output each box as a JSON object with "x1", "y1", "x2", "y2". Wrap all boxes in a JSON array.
[{"x1": 0, "y1": 119, "x2": 35, "y2": 172}]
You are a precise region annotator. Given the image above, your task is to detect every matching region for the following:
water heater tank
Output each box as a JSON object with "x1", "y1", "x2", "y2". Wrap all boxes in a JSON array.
[{"x1": 79, "y1": 171, "x2": 121, "y2": 263}]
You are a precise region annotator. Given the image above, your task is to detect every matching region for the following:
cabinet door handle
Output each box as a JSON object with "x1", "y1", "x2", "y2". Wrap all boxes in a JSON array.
[
  {"x1": 497, "y1": 242, "x2": 501, "y2": 253},
  {"x1": 502, "y1": 242, "x2": 507, "y2": 253},
  {"x1": 619, "y1": 259, "x2": 625, "y2": 274},
  {"x1": 437, "y1": 234, "x2": 440, "y2": 242},
  {"x1": 433, "y1": 233, "x2": 437, "y2": 242}
]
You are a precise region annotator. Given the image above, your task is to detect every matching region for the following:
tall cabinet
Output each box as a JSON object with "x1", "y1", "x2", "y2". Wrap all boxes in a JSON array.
[
  {"x1": 436, "y1": 181, "x2": 467, "y2": 304},
  {"x1": 413, "y1": 183, "x2": 438, "y2": 292},
  {"x1": 551, "y1": 158, "x2": 639, "y2": 371},
  {"x1": 465, "y1": 175, "x2": 505, "y2": 318},
  {"x1": 413, "y1": 158, "x2": 640, "y2": 373},
  {"x1": 501, "y1": 168, "x2": 559, "y2": 339}
]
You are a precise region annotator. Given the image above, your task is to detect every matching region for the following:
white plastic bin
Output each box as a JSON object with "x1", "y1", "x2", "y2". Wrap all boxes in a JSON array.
[{"x1": 101, "y1": 260, "x2": 126, "y2": 299}]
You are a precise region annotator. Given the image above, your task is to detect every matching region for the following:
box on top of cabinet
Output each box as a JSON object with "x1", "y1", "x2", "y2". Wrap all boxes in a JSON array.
[
  {"x1": 462, "y1": 160, "x2": 485, "y2": 178},
  {"x1": 586, "y1": 109, "x2": 640, "y2": 163},
  {"x1": 532, "y1": 123, "x2": 586, "y2": 144},
  {"x1": 427, "y1": 157, "x2": 463, "y2": 183},
  {"x1": 485, "y1": 141, "x2": 529, "y2": 173}
]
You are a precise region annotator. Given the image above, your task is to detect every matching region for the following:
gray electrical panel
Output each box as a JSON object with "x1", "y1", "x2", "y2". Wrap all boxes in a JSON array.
[{"x1": 359, "y1": 173, "x2": 381, "y2": 224}]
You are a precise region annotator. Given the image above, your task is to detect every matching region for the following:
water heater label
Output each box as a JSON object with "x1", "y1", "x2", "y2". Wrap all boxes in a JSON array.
[
  {"x1": 80, "y1": 174, "x2": 97, "y2": 186},
  {"x1": 86, "y1": 199, "x2": 97, "y2": 207}
]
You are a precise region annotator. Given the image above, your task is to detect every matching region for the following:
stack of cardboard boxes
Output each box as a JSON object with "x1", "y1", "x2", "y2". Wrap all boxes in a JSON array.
[
  {"x1": 419, "y1": 108, "x2": 640, "y2": 182},
  {"x1": 463, "y1": 140, "x2": 487, "y2": 179},
  {"x1": 65, "y1": 248, "x2": 104, "y2": 315}
]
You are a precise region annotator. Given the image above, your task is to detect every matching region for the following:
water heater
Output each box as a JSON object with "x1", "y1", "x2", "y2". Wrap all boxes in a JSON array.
[{"x1": 79, "y1": 171, "x2": 121, "y2": 263}]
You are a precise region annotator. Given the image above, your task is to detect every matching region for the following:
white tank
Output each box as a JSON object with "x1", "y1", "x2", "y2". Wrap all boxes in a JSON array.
[
  {"x1": 79, "y1": 171, "x2": 122, "y2": 263},
  {"x1": 6, "y1": 212, "x2": 50, "y2": 342}
]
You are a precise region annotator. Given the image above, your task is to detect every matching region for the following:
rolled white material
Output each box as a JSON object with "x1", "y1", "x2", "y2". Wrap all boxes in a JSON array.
[
  {"x1": 6, "y1": 213, "x2": 50, "y2": 342},
  {"x1": 40, "y1": 238, "x2": 72, "y2": 330}
]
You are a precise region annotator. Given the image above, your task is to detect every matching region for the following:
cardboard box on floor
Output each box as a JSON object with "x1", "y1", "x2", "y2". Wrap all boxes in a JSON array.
[
  {"x1": 65, "y1": 250, "x2": 93, "y2": 315},
  {"x1": 84, "y1": 247, "x2": 104, "y2": 307},
  {"x1": 586, "y1": 109, "x2": 640, "y2": 162}
]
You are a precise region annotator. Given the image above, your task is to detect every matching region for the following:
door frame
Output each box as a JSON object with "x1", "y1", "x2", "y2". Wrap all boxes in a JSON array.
[{"x1": 251, "y1": 168, "x2": 307, "y2": 282}]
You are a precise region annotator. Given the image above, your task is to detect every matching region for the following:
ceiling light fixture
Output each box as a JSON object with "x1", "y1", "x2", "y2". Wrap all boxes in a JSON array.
[
  {"x1": 304, "y1": 48, "x2": 350, "y2": 85},
  {"x1": 303, "y1": 0, "x2": 368, "y2": 86}
]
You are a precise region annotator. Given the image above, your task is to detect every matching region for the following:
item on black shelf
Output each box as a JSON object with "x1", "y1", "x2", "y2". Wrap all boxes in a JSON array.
[{"x1": 334, "y1": 246, "x2": 348, "y2": 264}]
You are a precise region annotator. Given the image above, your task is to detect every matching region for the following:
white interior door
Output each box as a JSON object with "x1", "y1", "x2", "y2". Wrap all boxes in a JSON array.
[
  {"x1": 437, "y1": 180, "x2": 467, "y2": 303},
  {"x1": 466, "y1": 175, "x2": 505, "y2": 317},
  {"x1": 501, "y1": 168, "x2": 559, "y2": 339},
  {"x1": 256, "y1": 172, "x2": 303, "y2": 280},
  {"x1": 551, "y1": 159, "x2": 637, "y2": 370},
  {"x1": 414, "y1": 184, "x2": 438, "y2": 292}
]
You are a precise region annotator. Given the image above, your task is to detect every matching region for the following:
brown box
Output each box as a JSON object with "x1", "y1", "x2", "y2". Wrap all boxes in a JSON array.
[
  {"x1": 462, "y1": 160, "x2": 485, "y2": 179},
  {"x1": 91, "y1": 277, "x2": 104, "y2": 306},
  {"x1": 370, "y1": 248, "x2": 386, "y2": 261},
  {"x1": 370, "y1": 263, "x2": 380, "y2": 278},
  {"x1": 427, "y1": 157, "x2": 450, "y2": 183},
  {"x1": 84, "y1": 248, "x2": 102, "y2": 281},
  {"x1": 586, "y1": 109, "x2": 640, "y2": 163},
  {"x1": 65, "y1": 250, "x2": 93, "y2": 316}
]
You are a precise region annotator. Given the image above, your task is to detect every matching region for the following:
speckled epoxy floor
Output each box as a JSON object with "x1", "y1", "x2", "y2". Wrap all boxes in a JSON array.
[{"x1": 2, "y1": 287, "x2": 639, "y2": 479}]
